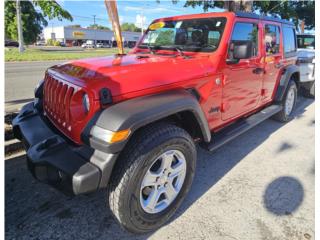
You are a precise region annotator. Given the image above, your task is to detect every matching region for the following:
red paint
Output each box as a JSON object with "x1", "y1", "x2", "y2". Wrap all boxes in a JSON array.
[{"x1": 42, "y1": 12, "x2": 295, "y2": 144}]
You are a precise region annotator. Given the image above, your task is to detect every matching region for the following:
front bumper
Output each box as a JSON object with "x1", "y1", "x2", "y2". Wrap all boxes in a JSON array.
[{"x1": 13, "y1": 102, "x2": 117, "y2": 195}]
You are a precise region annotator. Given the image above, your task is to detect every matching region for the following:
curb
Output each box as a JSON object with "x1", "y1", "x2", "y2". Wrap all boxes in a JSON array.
[
  {"x1": 5, "y1": 112, "x2": 25, "y2": 157},
  {"x1": 5, "y1": 150, "x2": 26, "y2": 161},
  {"x1": 5, "y1": 124, "x2": 14, "y2": 141},
  {"x1": 5, "y1": 139, "x2": 24, "y2": 155}
]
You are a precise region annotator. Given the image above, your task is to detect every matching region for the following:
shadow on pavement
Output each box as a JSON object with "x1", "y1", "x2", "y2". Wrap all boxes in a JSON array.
[
  {"x1": 263, "y1": 176, "x2": 304, "y2": 215},
  {"x1": 5, "y1": 155, "x2": 151, "y2": 240},
  {"x1": 170, "y1": 97, "x2": 313, "y2": 222},
  {"x1": 5, "y1": 98, "x2": 313, "y2": 239}
]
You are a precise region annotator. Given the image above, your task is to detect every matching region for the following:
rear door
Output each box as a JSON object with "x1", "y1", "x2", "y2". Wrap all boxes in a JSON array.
[
  {"x1": 261, "y1": 22, "x2": 283, "y2": 103},
  {"x1": 222, "y1": 19, "x2": 264, "y2": 121}
]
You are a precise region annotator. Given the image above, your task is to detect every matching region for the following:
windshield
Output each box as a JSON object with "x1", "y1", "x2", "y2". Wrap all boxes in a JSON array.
[
  {"x1": 138, "y1": 17, "x2": 227, "y2": 53},
  {"x1": 297, "y1": 35, "x2": 315, "y2": 49}
]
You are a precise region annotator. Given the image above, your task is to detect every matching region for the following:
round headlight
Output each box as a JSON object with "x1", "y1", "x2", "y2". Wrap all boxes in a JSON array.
[{"x1": 82, "y1": 93, "x2": 90, "y2": 113}]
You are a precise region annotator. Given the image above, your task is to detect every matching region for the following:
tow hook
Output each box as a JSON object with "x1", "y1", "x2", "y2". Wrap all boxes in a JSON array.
[{"x1": 36, "y1": 137, "x2": 59, "y2": 151}]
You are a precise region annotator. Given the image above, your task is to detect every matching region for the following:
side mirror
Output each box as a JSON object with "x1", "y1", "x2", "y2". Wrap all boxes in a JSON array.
[
  {"x1": 233, "y1": 42, "x2": 252, "y2": 59},
  {"x1": 227, "y1": 41, "x2": 252, "y2": 64}
]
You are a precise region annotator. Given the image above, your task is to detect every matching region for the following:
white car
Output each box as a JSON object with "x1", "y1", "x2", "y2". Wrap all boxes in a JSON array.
[
  {"x1": 81, "y1": 40, "x2": 95, "y2": 48},
  {"x1": 96, "y1": 43, "x2": 111, "y2": 48},
  {"x1": 96, "y1": 43, "x2": 103, "y2": 48},
  {"x1": 297, "y1": 34, "x2": 315, "y2": 98},
  {"x1": 35, "y1": 40, "x2": 46, "y2": 46}
]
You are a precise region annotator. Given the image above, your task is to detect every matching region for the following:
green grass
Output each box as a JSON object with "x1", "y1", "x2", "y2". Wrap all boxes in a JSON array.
[{"x1": 5, "y1": 47, "x2": 130, "y2": 62}]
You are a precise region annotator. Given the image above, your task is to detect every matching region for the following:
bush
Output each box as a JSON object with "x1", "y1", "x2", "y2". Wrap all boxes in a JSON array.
[
  {"x1": 46, "y1": 39, "x2": 53, "y2": 46},
  {"x1": 53, "y1": 40, "x2": 60, "y2": 46},
  {"x1": 46, "y1": 39, "x2": 61, "y2": 46}
]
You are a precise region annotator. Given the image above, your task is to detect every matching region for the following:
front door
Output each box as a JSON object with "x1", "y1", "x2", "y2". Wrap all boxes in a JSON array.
[{"x1": 222, "y1": 20, "x2": 263, "y2": 121}]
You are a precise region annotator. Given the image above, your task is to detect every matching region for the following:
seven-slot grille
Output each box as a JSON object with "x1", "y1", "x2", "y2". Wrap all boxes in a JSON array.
[{"x1": 43, "y1": 74, "x2": 75, "y2": 129}]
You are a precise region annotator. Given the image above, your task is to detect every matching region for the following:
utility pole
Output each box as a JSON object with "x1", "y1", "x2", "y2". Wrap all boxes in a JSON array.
[
  {"x1": 93, "y1": 15, "x2": 96, "y2": 45},
  {"x1": 140, "y1": 10, "x2": 144, "y2": 36},
  {"x1": 16, "y1": 0, "x2": 24, "y2": 53},
  {"x1": 140, "y1": 2, "x2": 148, "y2": 36}
]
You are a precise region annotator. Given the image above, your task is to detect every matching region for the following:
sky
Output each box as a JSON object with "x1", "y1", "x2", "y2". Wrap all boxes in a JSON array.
[{"x1": 48, "y1": 0, "x2": 224, "y2": 29}]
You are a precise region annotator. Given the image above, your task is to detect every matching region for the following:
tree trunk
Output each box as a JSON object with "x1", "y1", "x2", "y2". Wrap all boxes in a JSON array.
[
  {"x1": 223, "y1": 0, "x2": 253, "y2": 12},
  {"x1": 300, "y1": 20, "x2": 305, "y2": 33},
  {"x1": 16, "y1": 0, "x2": 24, "y2": 52},
  {"x1": 242, "y1": 0, "x2": 253, "y2": 12}
]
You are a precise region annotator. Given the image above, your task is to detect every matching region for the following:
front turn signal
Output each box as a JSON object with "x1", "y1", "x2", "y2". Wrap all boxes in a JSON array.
[
  {"x1": 90, "y1": 126, "x2": 131, "y2": 144},
  {"x1": 109, "y1": 129, "x2": 131, "y2": 143}
]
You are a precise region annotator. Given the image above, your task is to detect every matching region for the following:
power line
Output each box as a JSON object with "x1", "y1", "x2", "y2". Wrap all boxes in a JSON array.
[{"x1": 268, "y1": 0, "x2": 287, "y2": 13}]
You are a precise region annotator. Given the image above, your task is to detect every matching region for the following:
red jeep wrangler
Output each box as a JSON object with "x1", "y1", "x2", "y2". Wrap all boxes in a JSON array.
[{"x1": 13, "y1": 12, "x2": 300, "y2": 233}]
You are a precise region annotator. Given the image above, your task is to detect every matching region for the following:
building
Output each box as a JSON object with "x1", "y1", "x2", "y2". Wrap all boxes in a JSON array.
[{"x1": 43, "y1": 26, "x2": 142, "y2": 47}]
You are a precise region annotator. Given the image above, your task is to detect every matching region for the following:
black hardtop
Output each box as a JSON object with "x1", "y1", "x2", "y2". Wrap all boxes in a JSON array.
[{"x1": 235, "y1": 11, "x2": 295, "y2": 26}]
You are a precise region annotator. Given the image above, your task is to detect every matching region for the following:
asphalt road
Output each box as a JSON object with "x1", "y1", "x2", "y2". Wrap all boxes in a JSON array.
[
  {"x1": 5, "y1": 61, "x2": 62, "y2": 112},
  {"x1": 5, "y1": 97, "x2": 315, "y2": 240}
]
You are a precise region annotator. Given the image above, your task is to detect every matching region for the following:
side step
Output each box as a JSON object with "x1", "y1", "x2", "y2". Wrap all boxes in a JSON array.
[{"x1": 205, "y1": 104, "x2": 282, "y2": 152}]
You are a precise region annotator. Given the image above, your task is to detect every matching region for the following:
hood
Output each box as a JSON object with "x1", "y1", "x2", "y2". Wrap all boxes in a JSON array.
[{"x1": 49, "y1": 53, "x2": 212, "y2": 99}]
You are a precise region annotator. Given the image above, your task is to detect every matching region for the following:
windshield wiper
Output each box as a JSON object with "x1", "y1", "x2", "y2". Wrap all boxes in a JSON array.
[
  {"x1": 138, "y1": 44, "x2": 159, "y2": 54},
  {"x1": 174, "y1": 46, "x2": 185, "y2": 57},
  {"x1": 147, "y1": 45, "x2": 156, "y2": 54},
  {"x1": 138, "y1": 44, "x2": 187, "y2": 57}
]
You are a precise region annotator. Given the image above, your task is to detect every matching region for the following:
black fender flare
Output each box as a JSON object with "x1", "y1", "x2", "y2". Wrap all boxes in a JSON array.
[
  {"x1": 274, "y1": 64, "x2": 300, "y2": 102},
  {"x1": 82, "y1": 90, "x2": 211, "y2": 154}
]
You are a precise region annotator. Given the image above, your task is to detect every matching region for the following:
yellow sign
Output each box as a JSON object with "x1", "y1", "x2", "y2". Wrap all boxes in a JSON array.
[
  {"x1": 149, "y1": 22, "x2": 165, "y2": 30},
  {"x1": 73, "y1": 31, "x2": 85, "y2": 38}
]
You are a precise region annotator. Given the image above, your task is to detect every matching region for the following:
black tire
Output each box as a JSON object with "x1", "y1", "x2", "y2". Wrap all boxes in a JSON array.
[
  {"x1": 301, "y1": 81, "x2": 315, "y2": 98},
  {"x1": 107, "y1": 123, "x2": 196, "y2": 233},
  {"x1": 273, "y1": 80, "x2": 298, "y2": 122}
]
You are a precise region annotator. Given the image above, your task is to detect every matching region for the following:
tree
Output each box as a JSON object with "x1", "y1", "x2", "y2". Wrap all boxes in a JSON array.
[
  {"x1": 256, "y1": 1, "x2": 314, "y2": 30},
  {"x1": 183, "y1": 0, "x2": 314, "y2": 29},
  {"x1": 121, "y1": 22, "x2": 141, "y2": 32},
  {"x1": 67, "y1": 24, "x2": 82, "y2": 28},
  {"x1": 294, "y1": 1, "x2": 314, "y2": 30},
  {"x1": 154, "y1": 30, "x2": 175, "y2": 45},
  {"x1": 5, "y1": 0, "x2": 73, "y2": 45},
  {"x1": 183, "y1": 0, "x2": 252, "y2": 12},
  {"x1": 87, "y1": 24, "x2": 111, "y2": 30}
]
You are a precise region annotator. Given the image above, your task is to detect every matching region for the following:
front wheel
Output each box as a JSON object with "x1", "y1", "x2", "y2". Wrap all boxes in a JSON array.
[
  {"x1": 107, "y1": 123, "x2": 196, "y2": 233},
  {"x1": 273, "y1": 80, "x2": 298, "y2": 122}
]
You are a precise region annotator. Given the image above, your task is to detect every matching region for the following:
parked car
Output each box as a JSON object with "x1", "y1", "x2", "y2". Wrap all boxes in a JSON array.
[
  {"x1": 5, "y1": 40, "x2": 19, "y2": 47},
  {"x1": 297, "y1": 34, "x2": 315, "y2": 97},
  {"x1": 96, "y1": 43, "x2": 110, "y2": 48},
  {"x1": 81, "y1": 40, "x2": 95, "y2": 48},
  {"x1": 59, "y1": 42, "x2": 66, "y2": 47},
  {"x1": 35, "y1": 40, "x2": 46, "y2": 46},
  {"x1": 13, "y1": 11, "x2": 302, "y2": 234}
]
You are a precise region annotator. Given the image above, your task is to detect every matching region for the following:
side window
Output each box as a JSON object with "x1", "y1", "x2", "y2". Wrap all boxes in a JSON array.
[
  {"x1": 208, "y1": 31, "x2": 221, "y2": 46},
  {"x1": 229, "y1": 22, "x2": 259, "y2": 59},
  {"x1": 283, "y1": 26, "x2": 297, "y2": 54},
  {"x1": 264, "y1": 25, "x2": 280, "y2": 55}
]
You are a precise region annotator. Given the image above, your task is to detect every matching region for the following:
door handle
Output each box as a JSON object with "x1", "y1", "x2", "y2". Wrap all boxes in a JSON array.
[{"x1": 252, "y1": 67, "x2": 265, "y2": 74}]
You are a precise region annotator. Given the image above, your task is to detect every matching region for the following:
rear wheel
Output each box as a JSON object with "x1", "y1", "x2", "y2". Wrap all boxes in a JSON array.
[
  {"x1": 273, "y1": 80, "x2": 298, "y2": 122},
  {"x1": 107, "y1": 123, "x2": 196, "y2": 233}
]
